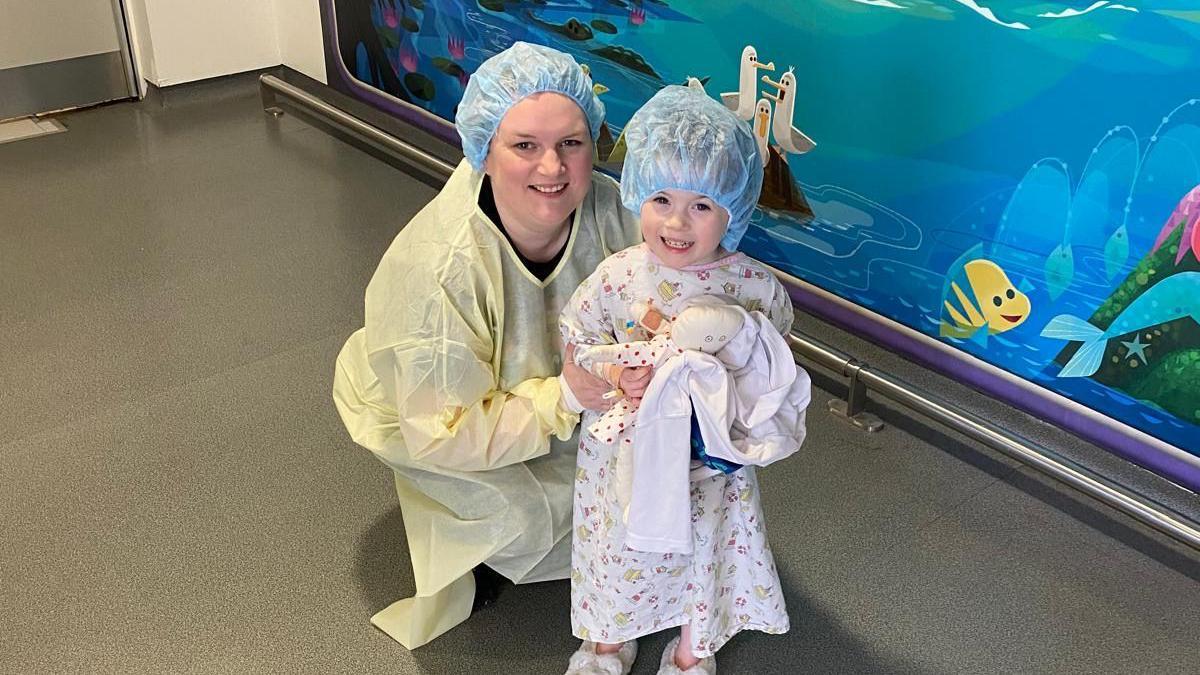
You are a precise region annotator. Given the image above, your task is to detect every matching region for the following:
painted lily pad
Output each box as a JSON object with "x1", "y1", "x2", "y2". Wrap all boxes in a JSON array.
[
  {"x1": 376, "y1": 27, "x2": 400, "y2": 49},
  {"x1": 591, "y1": 45, "x2": 660, "y2": 79},
  {"x1": 404, "y1": 72, "x2": 436, "y2": 101},
  {"x1": 401, "y1": 16, "x2": 420, "y2": 32},
  {"x1": 432, "y1": 57, "x2": 466, "y2": 77},
  {"x1": 479, "y1": 0, "x2": 506, "y2": 12},
  {"x1": 411, "y1": 0, "x2": 424, "y2": 8},
  {"x1": 527, "y1": 12, "x2": 593, "y2": 40},
  {"x1": 590, "y1": 19, "x2": 617, "y2": 34}
]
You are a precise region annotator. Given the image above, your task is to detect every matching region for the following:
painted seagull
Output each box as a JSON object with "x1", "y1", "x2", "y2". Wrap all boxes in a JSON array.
[
  {"x1": 760, "y1": 68, "x2": 816, "y2": 155},
  {"x1": 721, "y1": 45, "x2": 775, "y2": 121},
  {"x1": 752, "y1": 98, "x2": 772, "y2": 166}
]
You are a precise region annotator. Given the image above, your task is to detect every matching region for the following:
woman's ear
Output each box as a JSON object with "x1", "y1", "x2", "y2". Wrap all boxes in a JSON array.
[
  {"x1": 482, "y1": 133, "x2": 504, "y2": 176},
  {"x1": 482, "y1": 148, "x2": 494, "y2": 177}
]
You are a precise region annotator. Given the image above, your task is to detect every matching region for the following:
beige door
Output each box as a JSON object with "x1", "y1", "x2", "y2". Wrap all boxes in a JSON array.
[{"x1": 0, "y1": 0, "x2": 137, "y2": 119}]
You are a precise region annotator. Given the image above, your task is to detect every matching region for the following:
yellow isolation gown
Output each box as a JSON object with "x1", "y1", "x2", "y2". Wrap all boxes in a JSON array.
[{"x1": 333, "y1": 159, "x2": 640, "y2": 648}]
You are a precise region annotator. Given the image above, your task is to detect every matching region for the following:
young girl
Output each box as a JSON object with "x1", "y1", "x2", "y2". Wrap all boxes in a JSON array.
[{"x1": 560, "y1": 86, "x2": 807, "y2": 675}]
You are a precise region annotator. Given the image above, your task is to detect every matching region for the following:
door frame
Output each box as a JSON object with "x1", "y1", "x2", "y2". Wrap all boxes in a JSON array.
[{"x1": 0, "y1": 0, "x2": 139, "y2": 120}]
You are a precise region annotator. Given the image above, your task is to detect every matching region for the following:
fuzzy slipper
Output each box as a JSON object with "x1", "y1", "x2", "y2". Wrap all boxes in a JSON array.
[
  {"x1": 656, "y1": 636, "x2": 716, "y2": 675},
  {"x1": 564, "y1": 640, "x2": 638, "y2": 675}
]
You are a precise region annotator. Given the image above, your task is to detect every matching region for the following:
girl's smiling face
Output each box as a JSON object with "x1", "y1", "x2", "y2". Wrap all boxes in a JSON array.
[{"x1": 640, "y1": 188, "x2": 730, "y2": 269}]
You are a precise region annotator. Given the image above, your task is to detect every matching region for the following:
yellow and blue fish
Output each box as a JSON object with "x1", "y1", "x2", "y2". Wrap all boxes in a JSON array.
[{"x1": 939, "y1": 258, "x2": 1031, "y2": 343}]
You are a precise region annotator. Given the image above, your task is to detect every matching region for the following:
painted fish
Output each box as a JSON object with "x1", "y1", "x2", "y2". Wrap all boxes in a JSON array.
[
  {"x1": 1103, "y1": 225, "x2": 1129, "y2": 281},
  {"x1": 1044, "y1": 243, "x2": 1074, "y2": 300},
  {"x1": 940, "y1": 259, "x2": 1031, "y2": 341},
  {"x1": 1040, "y1": 272, "x2": 1200, "y2": 378}
]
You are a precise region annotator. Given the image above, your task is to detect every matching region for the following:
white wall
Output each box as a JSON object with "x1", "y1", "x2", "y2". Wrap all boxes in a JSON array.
[
  {"x1": 275, "y1": 0, "x2": 327, "y2": 84},
  {"x1": 122, "y1": 0, "x2": 326, "y2": 89},
  {"x1": 138, "y1": 0, "x2": 280, "y2": 86}
]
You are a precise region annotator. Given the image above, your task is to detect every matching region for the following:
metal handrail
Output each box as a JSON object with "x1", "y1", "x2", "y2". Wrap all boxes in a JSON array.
[
  {"x1": 259, "y1": 73, "x2": 1200, "y2": 552},
  {"x1": 261, "y1": 75, "x2": 456, "y2": 177},
  {"x1": 787, "y1": 335, "x2": 1200, "y2": 549}
]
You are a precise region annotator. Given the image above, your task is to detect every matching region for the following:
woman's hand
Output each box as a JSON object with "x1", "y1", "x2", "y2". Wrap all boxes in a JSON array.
[{"x1": 562, "y1": 343, "x2": 617, "y2": 411}]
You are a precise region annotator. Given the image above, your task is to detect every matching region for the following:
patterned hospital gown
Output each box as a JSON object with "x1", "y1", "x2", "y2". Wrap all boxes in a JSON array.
[{"x1": 560, "y1": 243, "x2": 795, "y2": 657}]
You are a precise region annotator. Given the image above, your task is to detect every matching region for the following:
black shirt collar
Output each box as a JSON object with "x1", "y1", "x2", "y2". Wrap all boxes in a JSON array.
[{"x1": 479, "y1": 175, "x2": 572, "y2": 282}]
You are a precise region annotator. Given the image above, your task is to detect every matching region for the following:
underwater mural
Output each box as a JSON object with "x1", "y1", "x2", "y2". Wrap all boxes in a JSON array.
[{"x1": 321, "y1": 1, "x2": 1200, "y2": 466}]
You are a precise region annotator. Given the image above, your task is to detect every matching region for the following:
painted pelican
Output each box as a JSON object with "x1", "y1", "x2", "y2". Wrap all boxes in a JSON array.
[
  {"x1": 761, "y1": 68, "x2": 816, "y2": 155},
  {"x1": 753, "y1": 98, "x2": 772, "y2": 166},
  {"x1": 721, "y1": 45, "x2": 775, "y2": 121}
]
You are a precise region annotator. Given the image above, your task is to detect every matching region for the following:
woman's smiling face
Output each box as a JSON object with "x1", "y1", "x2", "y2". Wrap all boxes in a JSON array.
[{"x1": 484, "y1": 92, "x2": 593, "y2": 237}]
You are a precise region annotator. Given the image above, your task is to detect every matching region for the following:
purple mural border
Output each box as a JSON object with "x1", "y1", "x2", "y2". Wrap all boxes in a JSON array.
[
  {"x1": 317, "y1": 1, "x2": 1198, "y2": 494},
  {"x1": 321, "y1": 0, "x2": 461, "y2": 147},
  {"x1": 787, "y1": 285, "x2": 1200, "y2": 493}
]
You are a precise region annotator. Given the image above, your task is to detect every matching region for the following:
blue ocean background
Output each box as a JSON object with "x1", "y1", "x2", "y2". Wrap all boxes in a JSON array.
[{"x1": 349, "y1": 0, "x2": 1200, "y2": 454}]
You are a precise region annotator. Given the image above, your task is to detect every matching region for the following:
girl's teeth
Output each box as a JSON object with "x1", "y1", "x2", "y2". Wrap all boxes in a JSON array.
[
  {"x1": 533, "y1": 184, "x2": 565, "y2": 193},
  {"x1": 663, "y1": 238, "x2": 691, "y2": 249}
]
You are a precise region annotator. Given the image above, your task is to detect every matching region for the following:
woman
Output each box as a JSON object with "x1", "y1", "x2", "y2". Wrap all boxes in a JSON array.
[{"x1": 332, "y1": 41, "x2": 645, "y2": 649}]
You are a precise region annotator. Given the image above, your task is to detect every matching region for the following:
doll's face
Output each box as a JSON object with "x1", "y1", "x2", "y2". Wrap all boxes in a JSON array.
[{"x1": 671, "y1": 303, "x2": 744, "y2": 353}]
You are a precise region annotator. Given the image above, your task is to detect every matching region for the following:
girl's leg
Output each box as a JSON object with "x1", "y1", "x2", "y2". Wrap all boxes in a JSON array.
[
  {"x1": 596, "y1": 641, "x2": 626, "y2": 655},
  {"x1": 570, "y1": 639, "x2": 637, "y2": 675},
  {"x1": 673, "y1": 624, "x2": 701, "y2": 670}
]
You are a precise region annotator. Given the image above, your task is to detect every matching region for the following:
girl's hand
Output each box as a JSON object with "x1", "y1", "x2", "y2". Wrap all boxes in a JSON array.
[{"x1": 617, "y1": 365, "x2": 653, "y2": 404}]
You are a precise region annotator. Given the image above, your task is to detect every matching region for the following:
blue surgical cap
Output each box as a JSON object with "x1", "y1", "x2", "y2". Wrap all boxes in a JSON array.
[
  {"x1": 455, "y1": 42, "x2": 605, "y2": 171},
  {"x1": 620, "y1": 85, "x2": 763, "y2": 251}
]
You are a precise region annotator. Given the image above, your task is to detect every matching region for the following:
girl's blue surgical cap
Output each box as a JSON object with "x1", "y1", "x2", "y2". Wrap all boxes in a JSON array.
[
  {"x1": 620, "y1": 85, "x2": 763, "y2": 251},
  {"x1": 455, "y1": 42, "x2": 605, "y2": 171}
]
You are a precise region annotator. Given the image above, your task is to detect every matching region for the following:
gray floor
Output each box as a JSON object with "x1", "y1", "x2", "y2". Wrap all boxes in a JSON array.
[{"x1": 2, "y1": 72, "x2": 1197, "y2": 675}]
